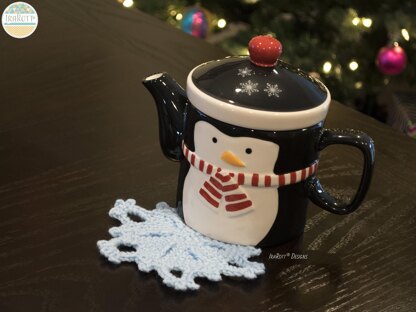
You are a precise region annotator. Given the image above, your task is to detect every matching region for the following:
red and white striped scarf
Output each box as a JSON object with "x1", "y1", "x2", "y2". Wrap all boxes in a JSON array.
[{"x1": 182, "y1": 142, "x2": 318, "y2": 212}]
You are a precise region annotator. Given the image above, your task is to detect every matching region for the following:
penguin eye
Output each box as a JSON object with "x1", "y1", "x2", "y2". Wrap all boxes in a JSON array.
[
  {"x1": 212, "y1": 137, "x2": 217, "y2": 143},
  {"x1": 245, "y1": 148, "x2": 252, "y2": 154}
]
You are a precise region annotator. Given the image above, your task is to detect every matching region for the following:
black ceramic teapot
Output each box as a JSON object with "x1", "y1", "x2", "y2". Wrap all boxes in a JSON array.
[{"x1": 143, "y1": 35, "x2": 375, "y2": 247}]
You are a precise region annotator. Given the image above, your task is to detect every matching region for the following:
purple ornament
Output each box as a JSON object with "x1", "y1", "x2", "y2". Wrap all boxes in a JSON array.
[
  {"x1": 376, "y1": 44, "x2": 407, "y2": 75},
  {"x1": 181, "y1": 7, "x2": 209, "y2": 39}
]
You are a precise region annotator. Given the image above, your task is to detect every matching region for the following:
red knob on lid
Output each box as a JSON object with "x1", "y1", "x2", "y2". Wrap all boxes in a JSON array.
[{"x1": 248, "y1": 35, "x2": 282, "y2": 67}]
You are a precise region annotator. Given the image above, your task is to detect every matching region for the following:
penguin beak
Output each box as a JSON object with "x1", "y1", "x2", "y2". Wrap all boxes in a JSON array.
[{"x1": 221, "y1": 151, "x2": 246, "y2": 167}]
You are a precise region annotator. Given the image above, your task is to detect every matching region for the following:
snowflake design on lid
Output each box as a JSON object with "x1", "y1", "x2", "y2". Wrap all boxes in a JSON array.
[
  {"x1": 264, "y1": 83, "x2": 283, "y2": 97},
  {"x1": 239, "y1": 80, "x2": 259, "y2": 96},
  {"x1": 238, "y1": 67, "x2": 253, "y2": 77}
]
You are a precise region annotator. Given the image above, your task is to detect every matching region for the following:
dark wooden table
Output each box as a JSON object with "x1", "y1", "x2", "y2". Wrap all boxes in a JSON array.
[{"x1": 1, "y1": 0, "x2": 416, "y2": 311}]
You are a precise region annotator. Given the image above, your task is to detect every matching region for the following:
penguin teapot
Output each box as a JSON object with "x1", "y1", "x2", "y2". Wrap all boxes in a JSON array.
[{"x1": 143, "y1": 35, "x2": 375, "y2": 247}]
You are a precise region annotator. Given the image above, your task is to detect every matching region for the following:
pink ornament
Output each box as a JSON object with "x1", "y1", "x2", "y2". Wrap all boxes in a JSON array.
[
  {"x1": 376, "y1": 44, "x2": 407, "y2": 75},
  {"x1": 407, "y1": 123, "x2": 416, "y2": 138},
  {"x1": 181, "y1": 7, "x2": 209, "y2": 39}
]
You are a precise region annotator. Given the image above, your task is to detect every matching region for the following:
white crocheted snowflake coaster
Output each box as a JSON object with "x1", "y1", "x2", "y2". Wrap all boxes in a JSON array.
[{"x1": 97, "y1": 199, "x2": 265, "y2": 291}]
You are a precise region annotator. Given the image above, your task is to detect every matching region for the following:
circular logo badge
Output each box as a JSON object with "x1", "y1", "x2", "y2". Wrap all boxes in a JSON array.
[{"x1": 2, "y1": 2, "x2": 38, "y2": 39}]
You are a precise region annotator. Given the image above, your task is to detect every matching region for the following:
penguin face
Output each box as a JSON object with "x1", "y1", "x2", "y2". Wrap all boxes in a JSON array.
[{"x1": 194, "y1": 121, "x2": 279, "y2": 173}]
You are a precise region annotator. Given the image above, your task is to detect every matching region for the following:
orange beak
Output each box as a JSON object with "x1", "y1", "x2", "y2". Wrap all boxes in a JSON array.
[{"x1": 221, "y1": 150, "x2": 246, "y2": 167}]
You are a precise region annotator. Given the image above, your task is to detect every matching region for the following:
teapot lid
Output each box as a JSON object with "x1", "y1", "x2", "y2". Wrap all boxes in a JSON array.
[{"x1": 187, "y1": 36, "x2": 331, "y2": 131}]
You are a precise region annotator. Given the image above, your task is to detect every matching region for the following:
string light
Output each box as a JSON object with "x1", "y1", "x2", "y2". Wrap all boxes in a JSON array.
[
  {"x1": 349, "y1": 61, "x2": 359, "y2": 71},
  {"x1": 401, "y1": 28, "x2": 410, "y2": 41},
  {"x1": 217, "y1": 18, "x2": 227, "y2": 28},
  {"x1": 122, "y1": 0, "x2": 134, "y2": 8},
  {"x1": 334, "y1": 65, "x2": 342, "y2": 75},
  {"x1": 175, "y1": 13, "x2": 183, "y2": 21},
  {"x1": 352, "y1": 16, "x2": 372, "y2": 28},
  {"x1": 323, "y1": 61, "x2": 332, "y2": 73},
  {"x1": 352, "y1": 17, "x2": 360, "y2": 26},
  {"x1": 354, "y1": 81, "x2": 363, "y2": 89},
  {"x1": 239, "y1": 47, "x2": 249, "y2": 55},
  {"x1": 169, "y1": 10, "x2": 177, "y2": 16},
  {"x1": 362, "y1": 18, "x2": 372, "y2": 28}
]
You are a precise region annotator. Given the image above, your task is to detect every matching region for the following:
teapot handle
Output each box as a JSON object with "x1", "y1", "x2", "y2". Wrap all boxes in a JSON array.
[{"x1": 306, "y1": 129, "x2": 375, "y2": 215}]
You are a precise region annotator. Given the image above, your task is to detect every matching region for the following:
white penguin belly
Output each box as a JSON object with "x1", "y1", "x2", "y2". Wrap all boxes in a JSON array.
[{"x1": 183, "y1": 167, "x2": 278, "y2": 246}]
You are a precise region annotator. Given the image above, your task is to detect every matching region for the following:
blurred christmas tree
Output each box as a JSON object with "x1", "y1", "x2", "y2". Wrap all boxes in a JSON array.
[{"x1": 123, "y1": 0, "x2": 416, "y2": 121}]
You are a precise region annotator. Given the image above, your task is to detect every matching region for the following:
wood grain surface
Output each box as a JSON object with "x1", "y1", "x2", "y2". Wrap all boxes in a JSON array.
[{"x1": 1, "y1": 0, "x2": 415, "y2": 311}]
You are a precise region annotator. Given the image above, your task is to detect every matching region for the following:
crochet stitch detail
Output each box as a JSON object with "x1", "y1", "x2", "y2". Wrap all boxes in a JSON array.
[{"x1": 97, "y1": 199, "x2": 265, "y2": 291}]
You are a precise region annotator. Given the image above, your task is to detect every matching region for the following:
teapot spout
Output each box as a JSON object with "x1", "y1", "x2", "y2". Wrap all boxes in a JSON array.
[{"x1": 142, "y1": 73, "x2": 189, "y2": 161}]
